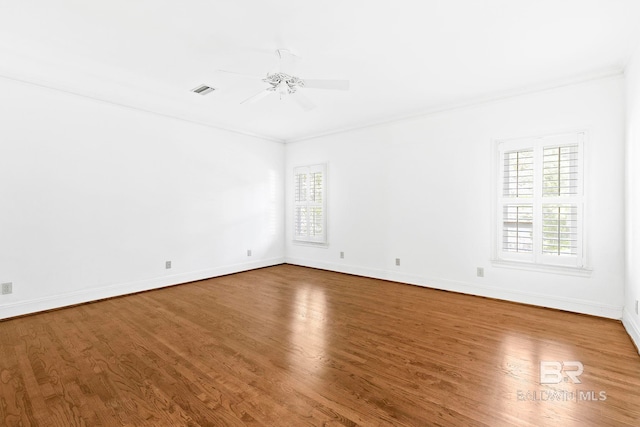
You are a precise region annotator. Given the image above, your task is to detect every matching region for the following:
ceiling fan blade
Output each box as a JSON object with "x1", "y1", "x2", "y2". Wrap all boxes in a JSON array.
[
  {"x1": 277, "y1": 49, "x2": 300, "y2": 75},
  {"x1": 291, "y1": 91, "x2": 316, "y2": 112},
  {"x1": 215, "y1": 70, "x2": 263, "y2": 79},
  {"x1": 240, "y1": 89, "x2": 272, "y2": 105},
  {"x1": 303, "y1": 79, "x2": 350, "y2": 90}
]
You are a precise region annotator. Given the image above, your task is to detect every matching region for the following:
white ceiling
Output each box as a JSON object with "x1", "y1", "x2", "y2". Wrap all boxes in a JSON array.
[{"x1": 1, "y1": 0, "x2": 639, "y2": 142}]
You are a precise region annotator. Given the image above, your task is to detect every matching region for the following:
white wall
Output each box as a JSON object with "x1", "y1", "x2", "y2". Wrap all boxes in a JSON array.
[
  {"x1": 0, "y1": 76, "x2": 285, "y2": 319},
  {"x1": 0, "y1": 70, "x2": 632, "y2": 329},
  {"x1": 624, "y1": 47, "x2": 640, "y2": 350},
  {"x1": 286, "y1": 76, "x2": 626, "y2": 319}
]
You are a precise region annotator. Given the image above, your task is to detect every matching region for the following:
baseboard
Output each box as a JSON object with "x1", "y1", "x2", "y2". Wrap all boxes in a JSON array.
[
  {"x1": 285, "y1": 257, "x2": 623, "y2": 319},
  {"x1": 0, "y1": 257, "x2": 285, "y2": 320},
  {"x1": 622, "y1": 308, "x2": 640, "y2": 355},
  {"x1": 4, "y1": 256, "x2": 627, "y2": 325}
]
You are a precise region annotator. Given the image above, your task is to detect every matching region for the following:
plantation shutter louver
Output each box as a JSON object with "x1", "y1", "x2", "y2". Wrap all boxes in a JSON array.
[
  {"x1": 543, "y1": 145, "x2": 579, "y2": 197},
  {"x1": 541, "y1": 144, "x2": 579, "y2": 257},
  {"x1": 502, "y1": 205, "x2": 533, "y2": 253},
  {"x1": 542, "y1": 204, "x2": 578, "y2": 256},
  {"x1": 502, "y1": 148, "x2": 534, "y2": 254},
  {"x1": 503, "y1": 149, "x2": 534, "y2": 198}
]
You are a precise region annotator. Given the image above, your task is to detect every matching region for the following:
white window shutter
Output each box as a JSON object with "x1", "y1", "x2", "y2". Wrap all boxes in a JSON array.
[
  {"x1": 542, "y1": 145, "x2": 579, "y2": 197},
  {"x1": 502, "y1": 204, "x2": 534, "y2": 253},
  {"x1": 503, "y1": 149, "x2": 534, "y2": 198},
  {"x1": 541, "y1": 204, "x2": 578, "y2": 256},
  {"x1": 497, "y1": 132, "x2": 584, "y2": 268},
  {"x1": 294, "y1": 164, "x2": 327, "y2": 243}
]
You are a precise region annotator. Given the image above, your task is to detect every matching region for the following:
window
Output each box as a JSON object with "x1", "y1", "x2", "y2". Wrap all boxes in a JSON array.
[
  {"x1": 293, "y1": 164, "x2": 327, "y2": 244},
  {"x1": 495, "y1": 132, "x2": 585, "y2": 269}
]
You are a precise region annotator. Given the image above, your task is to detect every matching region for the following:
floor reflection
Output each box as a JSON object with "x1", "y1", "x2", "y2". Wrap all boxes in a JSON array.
[
  {"x1": 499, "y1": 331, "x2": 582, "y2": 424},
  {"x1": 287, "y1": 286, "x2": 328, "y2": 383}
]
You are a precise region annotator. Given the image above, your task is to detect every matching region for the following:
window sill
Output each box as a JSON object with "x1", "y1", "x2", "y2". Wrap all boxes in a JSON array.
[
  {"x1": 491, "y1": 259, "x2": 592, "y2": 277},
  {"x1": 292, "y1": 240, "x2": 329, "y2": 248}
]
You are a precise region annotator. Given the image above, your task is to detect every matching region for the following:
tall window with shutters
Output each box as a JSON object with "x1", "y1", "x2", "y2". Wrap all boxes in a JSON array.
[
  {"x1": 496, "y1": 132, "x2": 585, "y2": 268},
  {"x1": 293, "y1": 164, "x2": 327, "y2": 244}
]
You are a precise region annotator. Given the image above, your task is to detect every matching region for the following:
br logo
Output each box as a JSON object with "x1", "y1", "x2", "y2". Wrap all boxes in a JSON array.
[{"x1": 539, "y1": 361, "x2": 584, "y2": 384}]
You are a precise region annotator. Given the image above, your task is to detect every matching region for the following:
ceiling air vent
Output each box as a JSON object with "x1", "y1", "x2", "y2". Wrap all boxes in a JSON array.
[{"x1": 191, "y1": 84, "x2": 215, "y2": 95}]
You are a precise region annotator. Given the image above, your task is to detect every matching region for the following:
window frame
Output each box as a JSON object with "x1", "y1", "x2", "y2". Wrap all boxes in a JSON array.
[
  {"x1": 492, "y1": 131, "x2": 589, "y2": 274},
  {"x1": 293, "y1": 163, "x2": 328, "y2": 245}
]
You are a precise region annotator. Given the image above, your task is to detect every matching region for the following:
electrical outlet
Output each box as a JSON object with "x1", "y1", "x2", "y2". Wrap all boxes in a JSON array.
[
  {"x1": 395, "y1": 258, "x2": 401, "y2": 266},
  {"x1": 636, "y1": 300, "x2": 639, "y2": 315},
  {"x1": 1, "y1": 282, "x2": 12, "y2": 295},
  {"x1": 247, "y1": 249, "x2": 252, "y2": 257},
  {"x1": 165, "y1": 261, "x2": 172, "y2": 269},
  {"x1": 340, "y1": 251, "x2": 344, "y2": 259},
  {"x1": 477, "y1": 267, "x2": 484, "y2": 278}
]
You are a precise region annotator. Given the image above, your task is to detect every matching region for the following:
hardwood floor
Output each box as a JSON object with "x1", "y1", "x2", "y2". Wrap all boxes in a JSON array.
[{"x1": 0, "y1": 264, "x2": 639, "y2": 426}]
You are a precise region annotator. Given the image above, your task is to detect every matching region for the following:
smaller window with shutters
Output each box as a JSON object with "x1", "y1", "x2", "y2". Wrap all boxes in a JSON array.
[
  {"x1": 293, "y1": 164, "x2": 327, "y2": 244},
  {"x1": 495, "y1": 131, "x2": 585, "y2": 269}
]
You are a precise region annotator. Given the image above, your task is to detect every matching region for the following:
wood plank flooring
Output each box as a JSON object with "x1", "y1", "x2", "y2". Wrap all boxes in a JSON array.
[{"x1": 1, "y1": 264, "x2": 639, "y2": 426}]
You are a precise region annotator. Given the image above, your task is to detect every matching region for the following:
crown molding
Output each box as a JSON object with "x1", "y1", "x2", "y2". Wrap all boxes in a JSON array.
[
  {"x1": 0, "y1": 61, "x2": 625, "y2": 146},
  {"x1": 0, "y1": 71, "x2": 286, "y2": 144},
  {"x1": 285, "y1": 67, "x2": 625, "y2": 144}
]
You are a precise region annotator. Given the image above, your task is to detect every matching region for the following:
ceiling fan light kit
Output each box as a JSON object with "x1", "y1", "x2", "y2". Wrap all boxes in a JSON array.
[{"x1": 264, "y1": 72, "x2": 305, "y2": 96}]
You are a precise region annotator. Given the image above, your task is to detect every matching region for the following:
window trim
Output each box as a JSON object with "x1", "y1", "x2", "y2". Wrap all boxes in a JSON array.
[
  {"x1": 292, "y1": 163, "x2": 328, "y2": 245},
  {"x1": 490, "y1": 130, "x2": 591, "y2": 276}
]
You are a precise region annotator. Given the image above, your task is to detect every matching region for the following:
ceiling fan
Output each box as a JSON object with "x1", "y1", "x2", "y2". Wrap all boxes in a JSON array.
[{"x1": 217, "y1": 49, "x2": 349, "y2": 111}]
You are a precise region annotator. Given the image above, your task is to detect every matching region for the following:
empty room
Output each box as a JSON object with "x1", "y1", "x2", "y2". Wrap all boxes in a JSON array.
[{"x1": 2, "y1": 1, "x2": 640, "y2": 426}]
